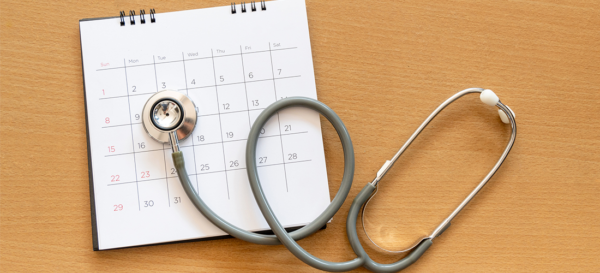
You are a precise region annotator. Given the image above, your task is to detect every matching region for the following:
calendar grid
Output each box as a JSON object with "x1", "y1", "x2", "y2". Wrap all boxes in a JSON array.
[
  {"x1": 123, "y1": 59, "x2": 141, "y2": 210},
  {"x1": 99, "y1": 44, "x2": 313, "y2": 205}
]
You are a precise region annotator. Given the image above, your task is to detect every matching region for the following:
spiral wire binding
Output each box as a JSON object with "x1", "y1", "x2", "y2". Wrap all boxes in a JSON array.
[
  {"x1": 232, "y1": 1, "x2": 265, "y2": 14},
  {"x1": 129, "y1": 10, "x2": 136, "y2": 25},
  {"x1": 140, "y1": 9, "x2": 146, "y2": 24},
  {"x1": 119, "y1": 11, "x2": 125, "y2": 26},
  {"x1": 120, "y1": 9, "x2": 155, "y2": 26},
  {"x1": 119, "y1": 1, "x2": 267, "y2": 26}
]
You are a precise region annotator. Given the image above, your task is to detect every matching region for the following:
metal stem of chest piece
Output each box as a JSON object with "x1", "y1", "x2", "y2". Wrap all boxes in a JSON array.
[{"x1": 169, "y1": 131, "x2": 180, "y2": 153}]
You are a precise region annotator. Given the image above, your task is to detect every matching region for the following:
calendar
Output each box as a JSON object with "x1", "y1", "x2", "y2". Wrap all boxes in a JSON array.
[{"x1": 80, "y1": 0, "x2": 331, "y2": 250}]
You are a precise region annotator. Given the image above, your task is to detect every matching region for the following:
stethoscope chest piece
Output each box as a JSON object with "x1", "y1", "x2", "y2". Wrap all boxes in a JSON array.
[{"x1": 142, "y1": 90, "x2": 197, "y2": 144}]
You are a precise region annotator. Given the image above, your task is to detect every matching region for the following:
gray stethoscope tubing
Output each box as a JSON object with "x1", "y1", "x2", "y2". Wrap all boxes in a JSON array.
[{"x1": 146, "y1": 87, "x2": 516, "y2": 272}]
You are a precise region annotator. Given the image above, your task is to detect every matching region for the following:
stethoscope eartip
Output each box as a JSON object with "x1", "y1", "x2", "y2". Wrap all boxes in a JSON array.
[
  {"x1": 480, "y1": 89, "x2": 499, "y2": 106},
  {"x1": 480, "y1": 89, "x2": 515, "y2": 124},
  {"x1": 498, "y1": 106, "x2": 515, "y2": 124}
]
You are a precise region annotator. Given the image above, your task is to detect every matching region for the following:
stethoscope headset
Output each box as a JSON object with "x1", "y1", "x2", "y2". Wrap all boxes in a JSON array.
[{"x1": 141, "y1": 87, "x2": 516, "y2": 272}]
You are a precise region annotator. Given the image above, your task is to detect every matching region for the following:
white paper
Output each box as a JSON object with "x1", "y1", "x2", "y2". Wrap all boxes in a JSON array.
[{"x1": 80, "y1": 0, "x2": 330, "y2": 250}]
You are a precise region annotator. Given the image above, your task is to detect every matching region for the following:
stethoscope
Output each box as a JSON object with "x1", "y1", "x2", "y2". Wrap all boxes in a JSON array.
[{"x1": 141, "y1": 87, "x2": 516, "y2": 272}]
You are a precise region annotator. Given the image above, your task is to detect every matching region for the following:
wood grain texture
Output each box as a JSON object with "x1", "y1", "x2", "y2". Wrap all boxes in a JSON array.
[{"x1": 1, "y1": 0, "x2": 599, "y2": 272}]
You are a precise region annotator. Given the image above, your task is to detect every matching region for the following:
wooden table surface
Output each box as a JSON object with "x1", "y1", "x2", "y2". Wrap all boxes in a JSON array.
[{"x1": 1, "y1": 0, "x2": 599, "y2": 272}]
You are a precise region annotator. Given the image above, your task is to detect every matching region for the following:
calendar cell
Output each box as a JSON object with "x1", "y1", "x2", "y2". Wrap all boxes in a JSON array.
[
  {"x1": 183, "y1": 58, "x2": 216, "y2": 88},
  {"x1": 127, "y1": 94, "x2": 154, "y2": 126},
  {"x1": 253, "y1": 136, "x2": 285, "y2": 167},
  {"x1": 138, "y1": 179, "x2": 169, "y2": 210},
  {"x1": 98, "y1": 153, "x2": 136, "y2": 185},
  {"x1": 101, "y1": 126, "x2": 134, "y2": 156},
  {"x1": 280, "y1": 160, "x2": 331, "y2": 220},
  {"x1": 224, "y1": 169, "x2": 265, "y2": 226},
  {"x1": 155, "y1": 61, "x2": 186, "y2": 92},
  {"x1": 134, "y1": 150, "x2": 167, "y2": 182},
  {"x1": 216, "y1": 84, "x2": 249, "y2": 113},
  {"x1": 270, "y1": 48, "x2": 301, "y2": 79},
  {"x1": 245, "y1": 80, "x2": 276, "y2": 111},
  {"x1": 102, "y1": 182, "x2": 140, "y2": 213},
  {"x1": 281, "y1": 132, "x2": 311, "y2": 164},
  {"x1": 167, "y1": 176, "x2": 198, "y2": 206},
  {"x1": 194, "y1": 143, "x2": 226, "y2": 174},
  {"x1": 131, "y1": 123, "x2": 164, "y2": 153},
  {"x1": 213, "y1": 54, "x2": 244, "y2": 86},
  {"x1": 223, "y1": 140, "x2": 247, "y2": 171},
  {"x1": 125, "y1": 64, "x2": 157, "y2": 95},
  {"x1": 99, "y1": 98, "x2": 132, "y2": 128},
  {"x1": 242, "y1": 51, "x2": 274, "y2": 82},
  {"x1": 249, "y1": 109, "x2": 280, "y2": 137},
  {"x1": 255, "y1": 164, "x2": 289, "y2": 203},
  {"x1": 278, "y1": 107, "x2": 320, "y2": 136},
  {"x1": 188, "y1": 86, "x2": 219, "y2": 116},
  {"x1": 95, "y1": 68, "x2": 127, "y2": 99},
  {"x1": 192, "y1": 115, "x2": 222, "y2": 145},
  {"x1": 220, "y1": 111, "x2": 251, "y2": 142},
  {"x1": 274, "y1": 76, "x2": 314, "y2": 100},
  {"x1": 196, "y1": 171, "x2": 230, "y2": 204}
]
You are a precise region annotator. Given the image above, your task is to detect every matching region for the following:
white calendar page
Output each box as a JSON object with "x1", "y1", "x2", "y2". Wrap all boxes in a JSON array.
[{"x1": 80, "y1": 0, "x2": 331, "y2": 250}]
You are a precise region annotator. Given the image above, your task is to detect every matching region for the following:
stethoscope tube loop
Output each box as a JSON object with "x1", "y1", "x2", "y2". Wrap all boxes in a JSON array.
[{"x1": 245, "y1": 97, "x2": 364, "y2": 271}]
